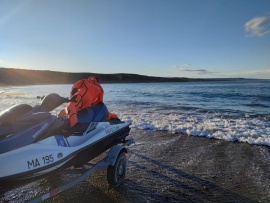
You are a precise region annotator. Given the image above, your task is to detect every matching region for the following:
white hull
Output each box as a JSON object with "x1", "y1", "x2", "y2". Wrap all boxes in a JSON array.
[{"x1": 0, "y1": 121, "x2": 131, "y2": 185}]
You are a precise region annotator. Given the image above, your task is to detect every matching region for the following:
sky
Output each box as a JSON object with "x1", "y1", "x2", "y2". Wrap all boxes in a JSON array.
[{"x1": 0, "y1": 0, "x2": 270, "y2": 79}]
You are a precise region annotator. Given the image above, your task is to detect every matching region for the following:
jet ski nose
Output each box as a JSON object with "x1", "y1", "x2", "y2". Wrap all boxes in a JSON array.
[{"x1": 41, "y1": 93, "x2": 69, "y2": 111}]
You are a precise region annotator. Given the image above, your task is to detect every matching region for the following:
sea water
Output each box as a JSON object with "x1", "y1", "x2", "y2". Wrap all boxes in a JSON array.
[{"x1": 1, "y1": 80, "x2": 270, "y2": 146}]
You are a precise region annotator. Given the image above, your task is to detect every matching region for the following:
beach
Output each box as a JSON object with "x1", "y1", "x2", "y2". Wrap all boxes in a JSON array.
[
  {"x1": 1, "y1": 82, "x2": 270, "y2": 202},
  {"x1": 2, "y1": 128, "x2": 270, "y2": 203}
]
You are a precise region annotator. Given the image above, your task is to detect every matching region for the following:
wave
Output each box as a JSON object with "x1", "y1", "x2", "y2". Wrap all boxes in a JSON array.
[
  {"x1": 117, "y1": 110, "x2": 270, "y2": 147},
  {"x1": 244, "y1": 103, "x2": 270, "y2": 108}
]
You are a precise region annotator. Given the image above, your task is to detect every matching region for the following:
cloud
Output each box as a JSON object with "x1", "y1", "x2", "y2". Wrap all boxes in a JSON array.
[
  {"x1": 177, "y1": 68, "x2": 209, "y2": 74},
  {"x1": 173, "y1": 64, "x2": 217, "y2": 75},
  {"x1": 172, "y1": 64, "x2": 191, "y2": 70},
  {"x1": 245, "y1": 16, "x2": 270, "y2": 37}
]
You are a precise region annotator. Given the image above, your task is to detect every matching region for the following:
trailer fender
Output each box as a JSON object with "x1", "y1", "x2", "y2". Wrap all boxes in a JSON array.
[{"x1": 106, "y1": 145, "x2": 127, "y2": 166}]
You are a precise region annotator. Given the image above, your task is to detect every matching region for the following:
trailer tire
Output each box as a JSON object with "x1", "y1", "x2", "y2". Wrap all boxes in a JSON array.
[{"x1": 107, "y1": 152, "x2": 127, "y2": 186}]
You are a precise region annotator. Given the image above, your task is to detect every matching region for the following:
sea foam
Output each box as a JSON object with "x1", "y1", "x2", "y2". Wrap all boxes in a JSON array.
[{"x1": 117, "y1": 109, "x2": 270, "y2": 146}]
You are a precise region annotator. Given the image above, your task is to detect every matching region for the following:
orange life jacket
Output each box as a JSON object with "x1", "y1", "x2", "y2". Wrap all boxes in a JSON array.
[{"x1": 59, "y1": 77, "x2": 118, "y2": 127}]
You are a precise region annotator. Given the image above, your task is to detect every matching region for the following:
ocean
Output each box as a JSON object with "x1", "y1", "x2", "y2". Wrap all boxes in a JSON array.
[{"x1": 1, "y1": 80, "x2": 270, "y2": 146}]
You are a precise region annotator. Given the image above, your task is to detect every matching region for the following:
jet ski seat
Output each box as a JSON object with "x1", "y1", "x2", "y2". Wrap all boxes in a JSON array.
[
  {"x1": 0, "y1": 101, "x2": 64, "y2": 153},
  {"x1": 77, "y1": 102, "x2": 108, "y2": 123},
  {"x1": 68, "y1": 102, "x2": 109, "y2": 134},
  {"x1": 0, "y1": 104, "x2": 33, "y2": 125}
]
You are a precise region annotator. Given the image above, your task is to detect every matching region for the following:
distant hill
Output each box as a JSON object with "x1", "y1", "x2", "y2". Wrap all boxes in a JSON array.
[{"x1": 0, "y1": 67, "x2": 239, "y2": 86}]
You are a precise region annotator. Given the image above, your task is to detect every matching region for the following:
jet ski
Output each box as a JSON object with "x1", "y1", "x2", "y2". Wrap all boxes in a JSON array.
[{"x1": 0, "y1": 93, "x2": 131, "y2": 187}]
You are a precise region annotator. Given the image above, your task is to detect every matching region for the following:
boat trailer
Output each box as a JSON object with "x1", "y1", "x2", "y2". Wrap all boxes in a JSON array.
[{"x1": 22, "y1": 138, "x2": 134, "y2": 203}]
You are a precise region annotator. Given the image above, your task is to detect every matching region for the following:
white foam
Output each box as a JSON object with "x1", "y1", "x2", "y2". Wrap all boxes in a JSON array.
[{"x1": 117, "y1": 110, "x2": 270, "y2": 147}]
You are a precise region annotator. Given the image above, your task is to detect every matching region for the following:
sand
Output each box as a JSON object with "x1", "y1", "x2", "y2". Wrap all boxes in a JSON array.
[{"x1": 1, "y1": 129, "x2": 270, "y2": 203}]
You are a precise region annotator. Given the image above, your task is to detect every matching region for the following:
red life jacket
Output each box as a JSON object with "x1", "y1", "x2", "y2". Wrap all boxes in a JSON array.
[{"x1": 59, "y1": 77, "x2": 118, "y2": 127}]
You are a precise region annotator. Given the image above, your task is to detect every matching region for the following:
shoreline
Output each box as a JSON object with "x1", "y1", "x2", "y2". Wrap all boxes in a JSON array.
[
  {"x1": 0, "y1": 78, "x2": 268, "y2": 87},
  {"x1": 1, "y1": 129, "x2": 270, "y2": 202},
  {"x1": 0, "y1": 67, "x2": 264, "y2": 86}
]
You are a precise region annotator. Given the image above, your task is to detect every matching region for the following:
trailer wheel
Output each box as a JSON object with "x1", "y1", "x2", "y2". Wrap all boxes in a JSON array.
[{"x1": 107, "y1": 152, "x2": 127, "y2": 186}]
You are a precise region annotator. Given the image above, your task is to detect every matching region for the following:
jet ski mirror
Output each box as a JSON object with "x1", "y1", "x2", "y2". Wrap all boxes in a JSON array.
[{"x1": 41, "y1": 93, "x2": 70, "y2": 112}]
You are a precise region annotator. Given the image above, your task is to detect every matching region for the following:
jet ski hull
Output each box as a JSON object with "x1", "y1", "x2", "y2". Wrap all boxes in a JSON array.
[{"x1": 0, "y1": 121, "x2": 131, "y2": 187}]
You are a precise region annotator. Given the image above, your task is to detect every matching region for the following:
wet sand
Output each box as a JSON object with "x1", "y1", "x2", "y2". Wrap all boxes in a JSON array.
[{"x1": 1, "y1": 129, "x2": 270, "y2": 202}]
